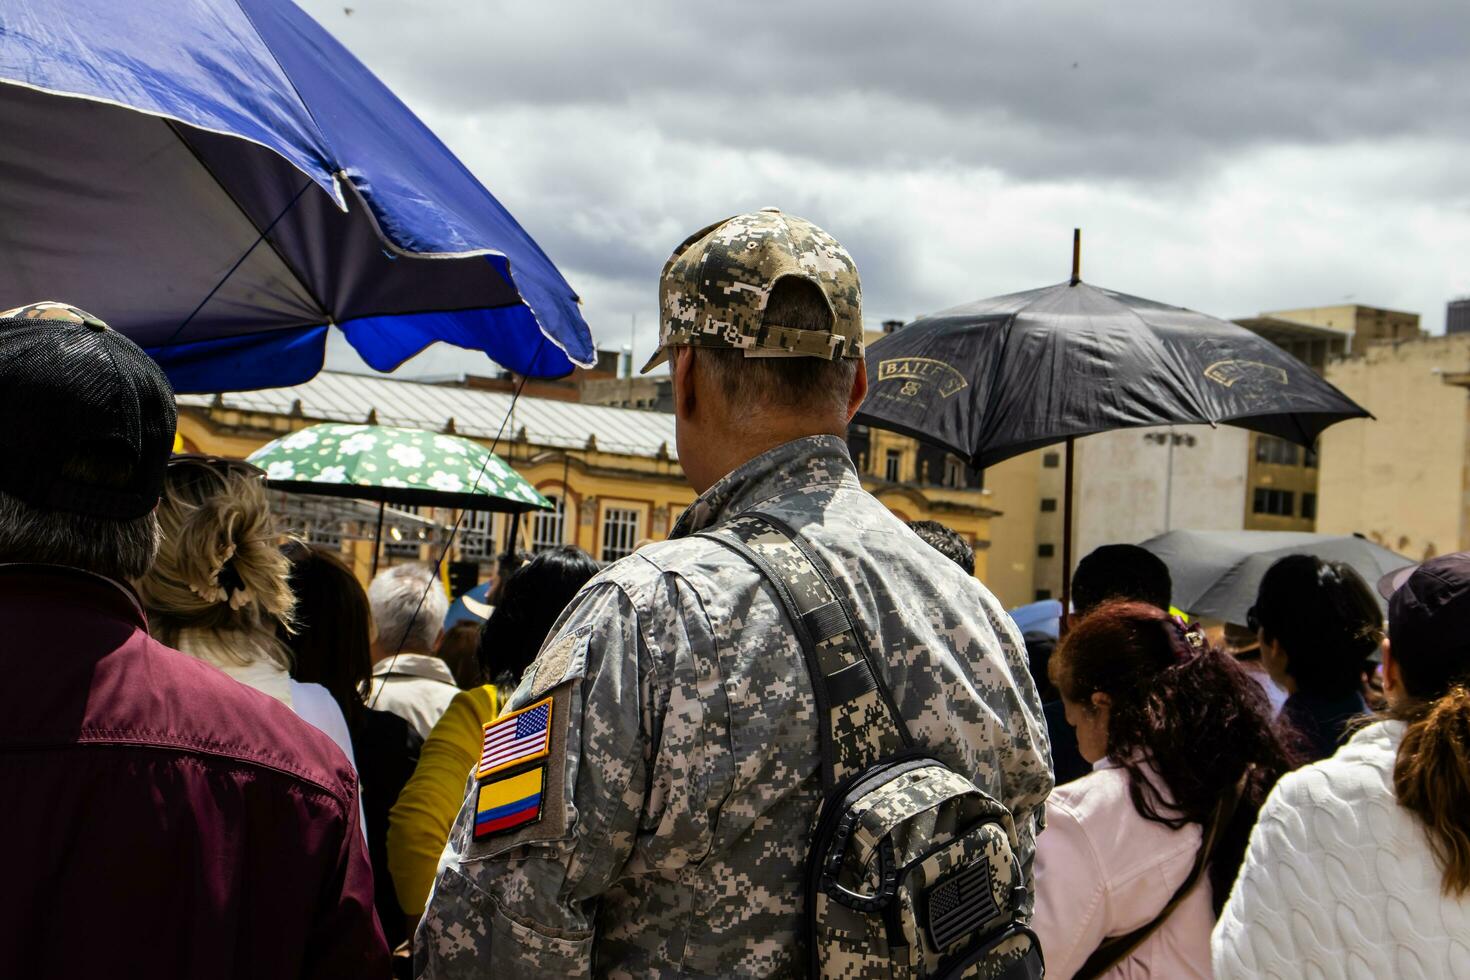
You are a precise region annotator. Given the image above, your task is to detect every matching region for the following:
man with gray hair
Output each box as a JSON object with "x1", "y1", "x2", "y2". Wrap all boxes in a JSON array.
[
  {"x1": 368, "y1": 561, "x2": 458, "y2": 739},
  {"x1": 418, "y1": 210, "x2": 1052, "y2": 977},
  {"x1": 0, "y1": 302, "x2": 386, "y2": 978}
]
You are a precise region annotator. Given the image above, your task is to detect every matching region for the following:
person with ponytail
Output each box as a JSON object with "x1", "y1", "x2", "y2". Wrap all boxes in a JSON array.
[
  {"x1": 1032, "y1": 601, "x2": 1294, "y2": 979},
  {"x1": 136, "y1": 456, "x2": 357, "y2": 768},
  {"x1": 1249, "y1": 554, "x2": 1383, "y2": 761},
  {"x1": 1214, "y1": 552, "x2": 1470, "y2": 979}
]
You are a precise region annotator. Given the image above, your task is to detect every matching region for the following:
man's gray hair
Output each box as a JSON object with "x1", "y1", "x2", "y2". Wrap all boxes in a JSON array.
[
  {"x1": 695, "y1": 277, "x2": 859, "y2": 418},
  {"x1": 0, "y1": 488, "x2": 160, "y2": 581},
  {"x1": 368, "y1": 562, "x2": 449, "y2": 654}
]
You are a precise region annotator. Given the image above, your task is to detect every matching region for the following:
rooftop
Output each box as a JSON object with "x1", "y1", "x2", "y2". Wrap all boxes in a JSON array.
[{"x1": 177, "y1": 370, "x2": 679, "y2": 460}]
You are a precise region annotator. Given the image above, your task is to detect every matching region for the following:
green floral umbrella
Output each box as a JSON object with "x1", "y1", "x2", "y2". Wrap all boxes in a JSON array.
[{"x1": 247, "y1": 423, "x2": 551, "y2": 513}]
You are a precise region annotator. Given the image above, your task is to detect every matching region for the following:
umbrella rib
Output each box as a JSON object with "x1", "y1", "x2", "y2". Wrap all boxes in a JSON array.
[
  {"x1": 368, "y1": 339, "x2": 546, "y2": 710},
  {"x1": 158, "y1": 119, "x2": 332, "y2": 348}
]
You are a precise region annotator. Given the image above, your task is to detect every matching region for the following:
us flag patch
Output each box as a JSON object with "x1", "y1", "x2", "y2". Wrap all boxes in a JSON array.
[{"x1": 477, "y1": 696, "x2": 553, "y2": 779}]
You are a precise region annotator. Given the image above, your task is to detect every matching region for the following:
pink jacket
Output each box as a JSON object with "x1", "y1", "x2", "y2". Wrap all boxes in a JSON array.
[{"x1": 1033, "y1": 760, "x2": 1214, "y2": 979}]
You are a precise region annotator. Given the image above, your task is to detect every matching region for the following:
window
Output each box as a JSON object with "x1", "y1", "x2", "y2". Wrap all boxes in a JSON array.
[
  {"x1": 459, "y1": 508, "x2": 495, "y2": 560},
  {"x1": 601, "y1": 506, "x2": 641, "y2": 563},
  {"x1": 385, "y1": 505, "x2": 426, "y2": 557},
  {"x1": 531, "y1": 494, "x2": 566, "y2": 552},
  {"x1": 885, "y1": 449, "x2": 902, "y2": 483},
  {"x1": 1040, "y1": 498, "x2": 1058, "y2": 513},
  {"x1": 1035, "y1": 589, "x2": 1053, "y2": 601},
  {"x1": 1042, "y1": 452, "x2": 1060, "y2": 469},
  {"x1": 303, "y1": 520, "x2": 342, "y2": 549},
  {"x1": 944, "y1": 456, "x2": 965, "y2": 488},
  {"x1": 1254, "y1": 436, "x2": 1300, "y2": 466},
  {"x1": 1304, "y1": 448, "x2": 1318, "y2": 469},
  {"x1": 1037, "y1": 543, "x2": 1055, "y2": 558},
  {"x1": 1301, "y1": 492, "x2": 1317, "y2": 521},
  {"x1": 1252, "y1": 488, "x2": 1295, "y2": 516}
]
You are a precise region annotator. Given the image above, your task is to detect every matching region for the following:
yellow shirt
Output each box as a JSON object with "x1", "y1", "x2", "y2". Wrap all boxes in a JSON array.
[{"x1": 386, "y1": 684, "x2": 500, "y2": 915}]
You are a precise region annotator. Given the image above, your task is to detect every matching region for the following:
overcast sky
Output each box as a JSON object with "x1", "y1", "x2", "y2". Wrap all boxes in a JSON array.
[{"x1": 310, "y1": 0, "x2": 1470, "y2": 379}]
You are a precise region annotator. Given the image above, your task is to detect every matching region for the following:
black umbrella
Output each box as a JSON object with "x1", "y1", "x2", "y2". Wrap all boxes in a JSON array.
[
  {"x1": 854, "y1": 232, "x2": 1371, "y2": 609},
  {"x1": 1138, "y1": 529, "x2": 1413, "y2": 625}
]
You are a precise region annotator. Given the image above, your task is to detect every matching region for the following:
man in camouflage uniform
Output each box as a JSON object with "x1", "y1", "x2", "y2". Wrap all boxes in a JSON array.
[{"x1": 417, "y1": 208, "x2": 1053, "y2": 978}]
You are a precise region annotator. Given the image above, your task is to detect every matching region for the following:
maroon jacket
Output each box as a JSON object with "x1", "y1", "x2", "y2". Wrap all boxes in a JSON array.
[{"x1": 0, "y1": 564, "x2": 390, "y2": 979}]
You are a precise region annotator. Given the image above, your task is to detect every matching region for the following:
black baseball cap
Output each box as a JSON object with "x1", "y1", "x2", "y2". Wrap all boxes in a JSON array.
[
  {"x1": 0, "y1": 301, "x2": 176, "y2": 519},
  {"x1": 1387, "y1": 552, "x2": 1470, "y2": 664}
]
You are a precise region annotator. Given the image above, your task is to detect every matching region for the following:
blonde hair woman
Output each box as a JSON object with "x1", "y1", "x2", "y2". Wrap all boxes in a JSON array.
[{"x1": 136, "y1": 456, "x2": 356, "y2": 766}]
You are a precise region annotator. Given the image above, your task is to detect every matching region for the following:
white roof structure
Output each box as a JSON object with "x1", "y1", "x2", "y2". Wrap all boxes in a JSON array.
[{"x1": 178, "y1": 370, "x2": 679, "y2": 460}]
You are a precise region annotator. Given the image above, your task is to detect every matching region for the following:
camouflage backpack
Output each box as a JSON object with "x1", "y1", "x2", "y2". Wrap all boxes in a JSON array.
[{"x1": 702, "y1": 513, "x2": 1044, "y2": 980}]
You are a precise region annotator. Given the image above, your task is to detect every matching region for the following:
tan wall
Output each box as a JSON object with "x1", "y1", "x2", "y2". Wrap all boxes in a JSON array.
[
  {"x1": 1318, "y1": 335, "x2": 1470, "y2": 559},
  {"x1": 982, "y1": 451, "x2": 1043, "y2": 608},
  {"x1": 1267, "y1": 304, "x2": 1423, "y2": 354},
  {"x1": 1075, "y1": 425, "x2": 1249, "y2": 557},
  {"x1": 1242, "y1": 434, "x2": 1320, "y2": 532}
]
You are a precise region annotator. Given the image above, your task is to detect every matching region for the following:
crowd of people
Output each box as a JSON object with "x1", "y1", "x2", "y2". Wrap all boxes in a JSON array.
[{"x1": 4, "y1": 212, "x2": 1470, "y2": 980}]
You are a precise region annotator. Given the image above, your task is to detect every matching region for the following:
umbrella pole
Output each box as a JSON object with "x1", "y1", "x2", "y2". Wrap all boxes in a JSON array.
[
  {"x1": 1061, "y1": 436, "x2": 1076, "y2": 629},
  {"x1": 372, "y1": 500, "x2": 385, "y2": 576},
  {"x1": 506, "y1": 509, "x2": 521, "y2": 556}
]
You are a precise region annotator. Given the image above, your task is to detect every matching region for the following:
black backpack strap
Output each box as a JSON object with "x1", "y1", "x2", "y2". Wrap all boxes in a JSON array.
[{"x1": 698, "y1": 512, "x2": 911, "y2": 791}]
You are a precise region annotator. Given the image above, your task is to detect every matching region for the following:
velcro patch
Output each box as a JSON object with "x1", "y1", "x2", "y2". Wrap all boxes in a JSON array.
[
  {"x1": 477, "y1": 696, "x2": 553, "y2": 779},
  {"x1": 473, "y1": 765, "x2": 546, "y2": 840}
]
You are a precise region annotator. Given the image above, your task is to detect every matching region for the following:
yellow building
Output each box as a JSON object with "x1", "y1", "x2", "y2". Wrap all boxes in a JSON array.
[
  {"x1": 176, "y1": 370, "x2": 998, "y2": 588},
  {"x1": 1317, "y1": 333, "x2": 1470, "y2": 560},
  {"x1": 1233, "y1": 305, "x2": 1421, "y2": 532}
]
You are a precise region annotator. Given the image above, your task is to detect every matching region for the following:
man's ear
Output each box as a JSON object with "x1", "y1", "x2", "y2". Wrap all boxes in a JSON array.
[
  {"x1": 845, "y1": 356, "x2": 869, "y2": 421},
  {"x1": 673, "y1": 347, "x2": 697, "y2": 420}
]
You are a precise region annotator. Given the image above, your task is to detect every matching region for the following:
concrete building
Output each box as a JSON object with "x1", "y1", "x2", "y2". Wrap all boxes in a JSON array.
[
  {"x1": 1317, "y1": 333, "x2": 1470, "y2": 560},
  {"x1": 1448, "y1": 298, "x2": 1470, "y2": 336},
  {"x1": 176, "y1": 370, "x2": 999, "y2": 588},
  {"x1": 1026, "y1": 426, "x2": 1250, "y2": 601},
  {"x1": 1231, "y1": 313, "x2": 1354, "y2": 531},
  {"x1": 1262, "y1": 304, "x2": 1424, "y2": 353}
]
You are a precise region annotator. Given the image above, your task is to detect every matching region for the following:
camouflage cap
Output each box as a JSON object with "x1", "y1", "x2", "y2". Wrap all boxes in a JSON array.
[{"x1": 640, "y1": 207, "x2": 863, "y2": 373}]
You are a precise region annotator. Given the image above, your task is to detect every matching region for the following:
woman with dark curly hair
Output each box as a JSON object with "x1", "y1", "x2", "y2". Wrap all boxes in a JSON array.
[
  {"x1": 1031, "y1": 601, "x2": 1295, "y2": 979},
  {"x1": 1250, "y1": 554, "x2": 1383, "y2": 761}
]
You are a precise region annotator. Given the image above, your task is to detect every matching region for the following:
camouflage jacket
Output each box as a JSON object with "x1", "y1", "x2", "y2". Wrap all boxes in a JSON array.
[{"x1": 416, "y1": 435, "x2": 1053, "y2": 979}]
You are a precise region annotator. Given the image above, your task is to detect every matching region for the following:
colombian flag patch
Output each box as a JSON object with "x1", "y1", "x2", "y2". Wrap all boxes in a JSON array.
[{"x1": 473, "y1": 765, "x2": 545, "y2": 840}]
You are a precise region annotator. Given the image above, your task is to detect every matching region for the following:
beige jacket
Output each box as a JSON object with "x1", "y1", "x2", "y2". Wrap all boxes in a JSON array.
[{"x1": 368, "y1": 653, "x2": 459, "y2": 739}]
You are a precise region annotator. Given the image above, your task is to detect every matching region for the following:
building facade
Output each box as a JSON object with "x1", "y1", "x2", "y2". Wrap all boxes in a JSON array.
[
  {"x1": 176, "y1": 370, "x2": 998, "y2": 588},
  {"x1": 1317, "y1": 333, "x2": 1470, "y2": 560}
]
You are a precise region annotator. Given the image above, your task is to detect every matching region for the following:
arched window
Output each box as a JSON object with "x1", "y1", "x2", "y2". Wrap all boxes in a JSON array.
[{"x1": 531, "y1": 493, "x2": 566, "y2": 552}]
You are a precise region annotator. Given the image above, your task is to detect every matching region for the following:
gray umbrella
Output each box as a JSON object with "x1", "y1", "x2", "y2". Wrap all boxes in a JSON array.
[{"x1": 1138, "y1": 529, "x2": 1415, "y2": 625}]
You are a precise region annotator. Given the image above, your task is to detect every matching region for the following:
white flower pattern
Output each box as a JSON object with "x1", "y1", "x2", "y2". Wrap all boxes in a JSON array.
[
  {"x1": 251, "y1": 424, "x2": 549, "y2": 510},
  {"x1": 338, "y1": 432, "x2": 377, "y2": 455},
  {"x1": 387, "y1": 444, "x2": 426, "y2": 469},
  {"x1": 281, "y1": 429, "x2": 319, "y2": 450}
]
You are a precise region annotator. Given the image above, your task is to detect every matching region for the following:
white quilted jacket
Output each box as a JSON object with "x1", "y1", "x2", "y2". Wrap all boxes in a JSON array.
[{"x1": 1212, "y1": 720, "x2": 1470, "y2": 979}]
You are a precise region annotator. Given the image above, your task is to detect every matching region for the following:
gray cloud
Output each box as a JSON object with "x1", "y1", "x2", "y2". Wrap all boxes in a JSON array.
[{"x1": 308, "y1": 0, "x2": 1470, "y2": 378}]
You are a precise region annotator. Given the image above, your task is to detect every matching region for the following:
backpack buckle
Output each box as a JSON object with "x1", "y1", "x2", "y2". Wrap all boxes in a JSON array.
[{"x1": 820, "y1": 816, "x2": 900, "y2": 912}]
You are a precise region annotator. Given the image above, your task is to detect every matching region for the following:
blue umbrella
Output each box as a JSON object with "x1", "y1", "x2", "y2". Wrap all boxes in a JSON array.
[
  {"x1": 0, "y1": 0, "x2": 595, "y2": 391},
  {"x1": 444, "y1": 582, "x2": 493, "y2": 631}
]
